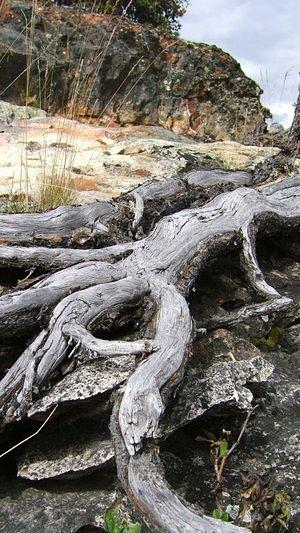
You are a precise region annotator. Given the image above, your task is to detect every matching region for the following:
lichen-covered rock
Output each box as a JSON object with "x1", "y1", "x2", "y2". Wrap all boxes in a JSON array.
[
  {"x1": 159, "y1": 339, "x2": 274, "y2": 435},
  {"x1": 0, "y1": 100, "x2": 46, "y2": 124},
  {"x1": 0, "y1": 1, "x2": 269, "y2": 142},
  {"x1": 28, "y1": 356, "x2": 135, "y2": 417},
  {"x1": 159, "y1": 244, "x2": 300, "y2": 532},
  {"x1": 0, "y1": 111, "x2": 279, "y2": 204},
  {"x1": 281, "y1": 324, "x2": 300, "y2": 353},
  {"x1": 18, "y1": 411, "x2": 114, "y2": 480},
  {"x1": 0, "y1": 467, "x2": 116, "y2": 532}
]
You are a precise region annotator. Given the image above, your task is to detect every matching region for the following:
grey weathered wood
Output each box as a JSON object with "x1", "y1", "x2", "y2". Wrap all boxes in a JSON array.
[
  {"x1": 131, "y1": 191, "x2": 144, "y2": 231},
  {"x1": 0, "y1": 277, "x2": 149, "y2": 415},
  {"x1": 0, "y1": 261, "x2": 124, "y2": 338},
  {"x1": 0, "y1": 241, "x2": 134, "y2": 269},
  {"x1": 128, "y1": 450, "x2": 248, "y2": 532},
  {"x1": 198, "y1": 295, "x2": 292, "y2": 330},
  {"x1": 119, "y1": 280, "x2": 192, "y2": 455},
  {"x1": 0, "y1": 172, "x2": 299, "y2": 532},
  {"x1": 63, "y1": 322, "x2": 153, "y2": 358},
  {"x1": 184, "y1": 169, "x2": 251, "y2": 188},
  {"x1": 34, "y1": 277, "x2": 149, "y2": 387},
  {"x1": 0, "y1": 201, "x2": 116, "y2": 245},
  {"x1": 0, "y1": 169, "x2": 252, "y2": 247}
]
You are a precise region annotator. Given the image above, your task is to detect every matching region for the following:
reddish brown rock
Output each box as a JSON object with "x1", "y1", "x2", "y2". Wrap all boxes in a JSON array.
[{"x1": 0, "y1": 0, "x2": 269, "y2": 142}]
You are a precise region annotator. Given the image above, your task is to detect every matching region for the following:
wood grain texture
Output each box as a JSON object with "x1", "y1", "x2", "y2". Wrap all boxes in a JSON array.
[
  {"x1": 0, "y1": 171, "x2": 299, "y2": 531},
  {"x1": 0, "y1": 201, "x2": 116, "y2": 245},
  {"x1": 128, "y1": 450, "x2": 248, "y2": 532}
]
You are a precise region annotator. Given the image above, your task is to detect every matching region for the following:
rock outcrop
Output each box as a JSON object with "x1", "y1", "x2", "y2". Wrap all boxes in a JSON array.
[
  {"x1": 0, "y1": 4, "x2": 299, "y2": 532},
  {"x1": 0, "y1": 103, "x2": 284, "y2": 208},
  {"x1": 0, "y1": 0, "x2": 269, "y2": 142}
]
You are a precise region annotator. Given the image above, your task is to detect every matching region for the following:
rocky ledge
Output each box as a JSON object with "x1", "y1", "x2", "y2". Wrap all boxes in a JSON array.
[
  {"x1": 0, "y1": 101, "x2": 282, "y2": 207},
  {"x1": 0, "y1": 0, "x2": 269, "y2": 141}
]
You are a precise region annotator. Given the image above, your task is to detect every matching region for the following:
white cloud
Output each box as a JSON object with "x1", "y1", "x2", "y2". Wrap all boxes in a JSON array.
[{"x1": 269, "y1": 101, "x2": 295, "y2": 128}]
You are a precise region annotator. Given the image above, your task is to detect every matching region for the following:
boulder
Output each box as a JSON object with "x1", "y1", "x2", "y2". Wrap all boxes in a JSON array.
[{"x1": 0, "y1": 0, "x2": 269, "y2": 142}]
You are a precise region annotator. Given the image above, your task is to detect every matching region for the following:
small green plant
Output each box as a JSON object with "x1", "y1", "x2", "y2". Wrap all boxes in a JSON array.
[
  {"x1": 212, "y1": 508, "x2": 230, "y2": 523},
  {"x1": 218, "y1": 440, "x2": 229, "y2": 458},
  {"x1": 52, "y1": 0, "x2": 190, "y2": 34},
  {"x1": 196, "y1": 407, "x2": 257, "y2": 487},
  {"x1": 271, "y1": 491, "x2": 291, "y2": 530},
  {"x1": 104, "y1": 507, "x2": 142, "y2": 533},
  {"x1": 255, "y1": 325, "x2": 284, "y2": 350}
]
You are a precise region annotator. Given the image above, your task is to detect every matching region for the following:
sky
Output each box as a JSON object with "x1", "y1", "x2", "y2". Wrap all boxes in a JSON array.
[{"x1": 180, "y1": 0, "x2": 300, "y2": 128}]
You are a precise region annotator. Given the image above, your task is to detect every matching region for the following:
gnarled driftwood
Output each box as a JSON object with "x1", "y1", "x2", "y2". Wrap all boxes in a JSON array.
[{"x1": 0, "y1": 169, "x2": 299, "y2": 532}]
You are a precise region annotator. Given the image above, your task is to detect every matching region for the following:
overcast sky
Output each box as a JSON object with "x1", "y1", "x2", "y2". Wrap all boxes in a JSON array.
[{"x1": 180, "y1": 0, "x2": 299, "y2": 127}]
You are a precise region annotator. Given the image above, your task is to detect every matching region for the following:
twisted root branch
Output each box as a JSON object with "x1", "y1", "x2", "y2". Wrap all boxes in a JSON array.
[{"x1": 0, "y1": 174, "x2": 299, "y2": 531}]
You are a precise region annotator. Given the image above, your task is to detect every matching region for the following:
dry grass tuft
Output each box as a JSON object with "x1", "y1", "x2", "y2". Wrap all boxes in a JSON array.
[{"x1": 0, "y1": 0, "x2": 139, "y2": 213}]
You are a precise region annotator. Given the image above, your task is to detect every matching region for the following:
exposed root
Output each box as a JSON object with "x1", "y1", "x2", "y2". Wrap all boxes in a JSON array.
[
  {"x1": 63, "y1": 322, "x2": 154, "y2": 358},
  {"x1": 0, "y1": 242, "x2": 134, "y2": 270},
  {"x1": 119, "y1": 280, "x2": 192, "y2": 455},
  {"x1": 131, "y1": 191, "x2": 144, "y2": 233},
  {"x1": 241, "y1": 224, "x2": 282, "y2": 298},
  {"x1": 0, "y1": 278, "x2": 149, "y2": 419},
  {"x1": 200, "y1": 295, "x2": 292, "y2": 330},
  {"x1": 127, "y1": 450, "x2": 248, "y2": 532},
  {"x1": 0, "y1": 173, "x2": 299, "y2": 531},
  {"x1": 0, "y1": 262, "x2": 124, "y2": 338}
]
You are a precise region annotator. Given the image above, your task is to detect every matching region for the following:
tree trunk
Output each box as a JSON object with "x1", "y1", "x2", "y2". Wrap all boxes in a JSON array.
[{"x1": 0, "y1": 169, "x2": 299, "y2": 532}]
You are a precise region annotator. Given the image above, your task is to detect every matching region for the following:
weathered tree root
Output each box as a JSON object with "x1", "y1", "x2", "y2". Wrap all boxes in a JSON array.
[
  {"x1": 0, "y1": 172, "x2": 299, "y2": 531},
  {"x1": 0, "y1": 169, "x2": 252, "y2": 247}
]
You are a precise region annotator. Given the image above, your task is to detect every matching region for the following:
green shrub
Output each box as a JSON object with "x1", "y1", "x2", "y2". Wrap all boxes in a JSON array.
[{"x1": 55, "y1": 0, "x2": 190, "y2": 33}]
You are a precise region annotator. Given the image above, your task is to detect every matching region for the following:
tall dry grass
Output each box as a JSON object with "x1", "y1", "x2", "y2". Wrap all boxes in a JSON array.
[{"x1": 0, "y1": 0, "x2": 145, "y2": 212}]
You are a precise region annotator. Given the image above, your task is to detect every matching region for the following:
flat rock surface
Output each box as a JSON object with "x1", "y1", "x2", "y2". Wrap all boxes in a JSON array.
[
  {"x1": 0, "y1": 101, "x2": 47, "y2": 124},
  {"x1": 159, "y1": 353, "x2": 273, "y2": 436},
  {"x1": 0, "y1": 108, "x2": 280, "y2": 205},
  {"x1": 0, "y1": 465, "x2": 116, "y2": 532},
  {"x1": 18, "y1": 411, "x2": 114, "y2": 480},
  {"x1": 28, "y1": 356, "x2": 136, "y2": 416}
]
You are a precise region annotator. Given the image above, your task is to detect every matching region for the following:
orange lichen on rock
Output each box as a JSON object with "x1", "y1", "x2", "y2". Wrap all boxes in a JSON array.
[{"x1": 0, "y1": 0, "x2": 10, "y2": 22}]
